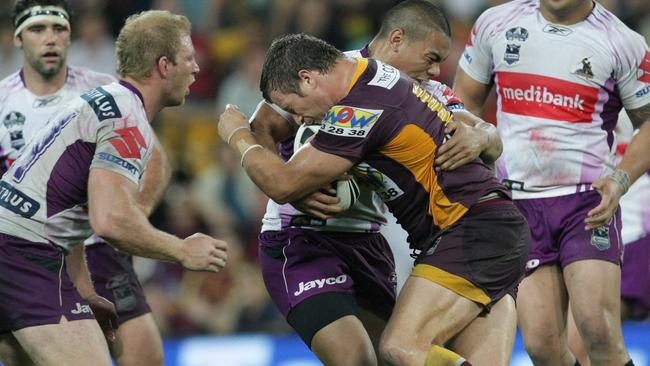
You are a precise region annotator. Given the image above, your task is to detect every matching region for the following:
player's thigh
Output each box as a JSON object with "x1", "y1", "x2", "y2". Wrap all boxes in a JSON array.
[
  {"x1": 447, "y1": 295, "x2": 517, "y2": 366},
  {"x1": 564, "y1": 260, "x2": 623, "y2": 337},
  {"x1": 13, "y1": 319, "x2": 111, "y2": 366},
  {"x1": 358, "y1": 308, "x2": 388, "y2": 357},
  {"x1": 517, "y1": 264, "x2": 568, "y2": 339},
  {"x1": 112, "y1": 313, "x2": 163, "y2": 366},
  {"x1": 0, "y1": 333, "x2": 34, "y2": 366},
  {"x1": 383, "y1": 275, "x2": 482, "y2": 348}
]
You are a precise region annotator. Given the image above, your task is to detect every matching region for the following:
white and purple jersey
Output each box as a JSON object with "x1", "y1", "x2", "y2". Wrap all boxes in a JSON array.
[
  {"x1": 260, "y1": 47, "x2": 467, "y2": 233},
  {"x1": 0, "y1": 81, "x2": 154, "y2": 251},
  {"x1": 459, "y1": 0, "x2": 650, "y2": 199},
  {"x1": 0, "y1": 66, "x2": 116, "y2": 168}
]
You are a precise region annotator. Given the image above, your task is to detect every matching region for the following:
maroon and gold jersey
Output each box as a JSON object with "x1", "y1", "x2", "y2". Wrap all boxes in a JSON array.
[{"x1": 312, "y1": 58, "x2": 508, "y2": 250}]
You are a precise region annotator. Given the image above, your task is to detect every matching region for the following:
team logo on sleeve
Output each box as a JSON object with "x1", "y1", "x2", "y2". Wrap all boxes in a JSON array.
[
  {"x1": 638, "y1": 51, "x2": 650, "y2": 83},
  {"x1": 81, "y1": 87, "x2": 122, "y2": 122},
  {"x1": 109, "y1": 127, "x2": 148, "y2": 159},
  {"x1": 321, "y1": 106, "x2": 382, "y2": 138}
]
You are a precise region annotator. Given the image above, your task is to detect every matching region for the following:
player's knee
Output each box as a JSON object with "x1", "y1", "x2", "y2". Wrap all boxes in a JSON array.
[
  {"x1": 379, "y1": 333, "x2": 410, "y2": 366},
  {"x1": 522, "y1": 332, "x2": 566, "y2": 363}
]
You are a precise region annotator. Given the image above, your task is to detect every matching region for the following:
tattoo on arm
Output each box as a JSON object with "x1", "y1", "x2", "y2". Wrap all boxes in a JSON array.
[{"x1": 627, "y1": 104, "x2": 650, "y2": 129}]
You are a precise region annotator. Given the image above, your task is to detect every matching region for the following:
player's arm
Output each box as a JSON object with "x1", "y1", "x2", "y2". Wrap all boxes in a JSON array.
[
  {"x1": 219, "y1": 105, "x2": 354, "y2": 203},
  {"x1": 586, "y1": 104, "x2": 650, "y2": 228},
  {"x1": 136, "y1": 136, "x2": 171, "y2": 216},
  {"x1": 88, "y1": 169, "x2": 227, "y2": 272},
  {"x1": 249, "y1": 101, "x2": 297, "y2": 152},
  {"x1": 453, "y1": 67, "x2": 493, "y2": 117},
  {"x1": 249, "y1": 102, "x2": 344, "y2": 218},
  {"x1": 435, "y1": 109, "x2": 502, "y2": 170}
]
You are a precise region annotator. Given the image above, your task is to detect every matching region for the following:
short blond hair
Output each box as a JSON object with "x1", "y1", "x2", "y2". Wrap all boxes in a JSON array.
[{"x1": 116, "y1": 10, "x2": 191, "y2": 80}]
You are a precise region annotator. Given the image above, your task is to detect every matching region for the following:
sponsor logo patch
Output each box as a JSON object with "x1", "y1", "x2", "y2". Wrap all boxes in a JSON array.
[
  {"x1": 0, "y1": 181, "x2": 39, "y2": 217},
  {"x1": 71, "y1": 302, "x2": 92, "y2": 315},
  {"x1": 33, "y1": 95, "x2": 62, "y2": 108},
  {"x1": 368, "y1": 61, "x2": 399, "y2": 90},
  {"x1": 294, "y1": 275, "x2": 347, "y2": 296},
  {"x1": 638, "y1": 51, "x2": 650, "y2": 83},
  {"x1": 543, "y1": 24, "x2": 572, "y2": 36},
  {"x1": 108, "y1": 126, "x2": 147, "y2": 159},
  {"x1": 97, "y1": 152, "x2": 139, "y2": 177},
  {"x1": 636, "y1": 84, "x2": 650, "y2": 98},
  {"x1": 321, "y1": 105, "x2": 382, "y2": 138},
  {"x1": 81, "y1": 87, "x2": 122, "y2": 122},
  {"x1": 496, "y1": 71, "x2": 599, "y2": 123}
]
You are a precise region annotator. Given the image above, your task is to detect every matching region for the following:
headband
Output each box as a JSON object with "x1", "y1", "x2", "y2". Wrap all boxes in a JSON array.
[{"x1": 14, "y1": 5, "x2": 70, "y2": 37}]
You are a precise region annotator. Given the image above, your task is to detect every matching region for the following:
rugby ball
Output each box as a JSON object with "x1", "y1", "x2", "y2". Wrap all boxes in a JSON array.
[
  {"x1": 293, "y1": 124, "x2": 321, "y2": 153},
  {"x1": 336, "y1": 177, "x2": 360, "y2": 210}
]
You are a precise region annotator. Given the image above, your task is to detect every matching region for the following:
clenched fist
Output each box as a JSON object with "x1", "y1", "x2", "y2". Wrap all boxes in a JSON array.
[{"x1": 180, "y1": 233, "x2": 229, "y2": 272}]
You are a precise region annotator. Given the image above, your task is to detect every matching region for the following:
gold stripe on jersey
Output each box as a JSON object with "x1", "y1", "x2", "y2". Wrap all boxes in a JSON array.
[
  {"x1": 412, "y1": 83, "x2": 453, "y2": 124},
  {"x1": 380, "y1": 124, "x2": 468, "y2": 228},
  {"x1": 346, "y1": 58, "x2": 369, "y2": 95},
  {"x1": 411, "y1": 264, "x2": 491, "y2": 305}
]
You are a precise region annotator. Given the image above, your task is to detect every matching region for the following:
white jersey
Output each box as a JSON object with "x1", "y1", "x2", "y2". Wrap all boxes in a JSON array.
[
  {"x1": 459, "y1": 0, "x2": 650, "y2": 199},
  {"x1": 0, "y1": 66, "x2": 116, "y2": 165},
  {"x1": 0, "y1": 81, "x2": 154, "y2": 251},
  {"x1": 260, "y1": 47, "x2": 467, "y2": 232}
]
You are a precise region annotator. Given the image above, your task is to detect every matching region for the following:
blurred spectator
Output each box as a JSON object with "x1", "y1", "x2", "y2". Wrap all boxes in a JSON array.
[
  {"x1": 0, "y1": 22, "x2": 22, "y2": 79},
  {"x1": 215, "y1": 41, "x2": 265, "y2": 117},
  {"x1": 68, "y1": 10, "x2": 117, "y2": 75}
]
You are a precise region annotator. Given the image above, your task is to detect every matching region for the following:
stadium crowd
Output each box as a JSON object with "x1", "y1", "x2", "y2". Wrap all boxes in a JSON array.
[{"x1": 0, "y1": 0, "x2": 648, "y2": 363}]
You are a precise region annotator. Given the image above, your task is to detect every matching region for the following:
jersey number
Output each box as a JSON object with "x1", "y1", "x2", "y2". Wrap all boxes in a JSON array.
[{"x1": 109, "y1": 127, "x2": 147, "y2": 159}]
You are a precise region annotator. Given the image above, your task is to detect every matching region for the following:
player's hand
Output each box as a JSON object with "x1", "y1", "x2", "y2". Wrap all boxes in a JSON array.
[
  {"x1": 181, "y1": 233, "x2": 228, "y2": 272},
  {"x1": 218, "y1": 104, "x2": 250, "y2": 145},
  {"x1": 435, "y1": 119, "x2": 487, "y2": 171},
  {"x1": 585, "y1": 176, "x2": 625, "y2": 230},
  {"x1": 291, "y1": 188, "x2": 345, "y2": 219},
  {"x1": 86, "y1": 294, "x2": 117, "y2": 344}
]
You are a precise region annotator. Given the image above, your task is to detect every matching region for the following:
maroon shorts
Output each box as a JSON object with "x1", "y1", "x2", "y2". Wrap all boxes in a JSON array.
[
  {"x1": 413, "y1": 198, "x2": 530, "y2": 309},
  {"x1": 514, "y1": 190, "x2": 623, "y2": 276},
  {"x1": 0, "y1": 233, "x2": 94, "y2": 332},
  {"x1": 259, "y1": 228, "x2": 396, "y2": 320},
  {"x1": 86, "y1": 242, "x2": 151, "y2": 326}
]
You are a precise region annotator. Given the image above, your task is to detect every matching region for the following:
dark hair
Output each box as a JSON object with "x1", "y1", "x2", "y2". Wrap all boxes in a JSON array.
[
  {"x1": 260, "y1": 33, "x2": 343, "y2": 102},
  {"x1": 12, "y1": 0, "x2": 70, "y2": 25},
  {"x1": 377, "y1": 0, "x2": 451, "y2": 40}
]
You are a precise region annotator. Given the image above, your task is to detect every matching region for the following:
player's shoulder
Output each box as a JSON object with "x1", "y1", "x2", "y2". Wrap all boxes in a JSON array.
[
  {"x1": 589, "y1": 4, "x2": 647, "y2": 50},
  {"x1": 0, "y1": 71, "x2": 25, "y2": 103},
  {"x1": 78, "y1": 82, "x2": 133, "y2": 124},
  {"x1": 67, "y1": 65, "x2": 117, "y2": 89}
]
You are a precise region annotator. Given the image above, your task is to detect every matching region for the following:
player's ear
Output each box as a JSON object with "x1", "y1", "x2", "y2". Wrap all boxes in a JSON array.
[
  {"x1": 298, "y1": 69, "x2": 315, "y2": 89},
  {"x1": 13, "y1": 34, "x2": 23, "y2": 49},
  {"x1": 156, "y1": 55, "x2": 170, "y2": 78},
  {"x1": 387, "y1": 28, "x2": 405, "y2": 52}
]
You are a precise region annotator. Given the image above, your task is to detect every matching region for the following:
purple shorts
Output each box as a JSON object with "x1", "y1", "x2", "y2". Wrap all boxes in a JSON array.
[
  {"x1": 86, "y1": 242, "x2": 151, "y2": 326},
  {"x1": 259, "y1": 228, "x2": 396, "y2": 320},
  {"x1": 0, "y1": 233, "x2": 94, "y2": 333},
  {"x1": 621, "y1": 235, "x2": 650, "y2": 315},
  {"x1": 514, "y1": 190, "x2": 623, "y2": 276}
]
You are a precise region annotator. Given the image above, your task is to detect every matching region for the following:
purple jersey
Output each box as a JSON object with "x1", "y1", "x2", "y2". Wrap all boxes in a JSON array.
[{"x1": 311, "y1": 58, "x2": 508, "y2": 250}]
